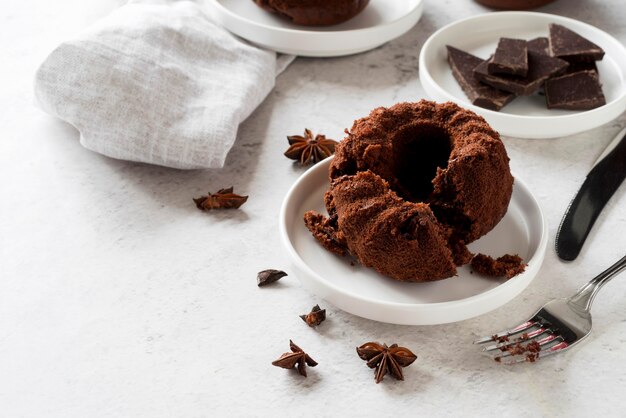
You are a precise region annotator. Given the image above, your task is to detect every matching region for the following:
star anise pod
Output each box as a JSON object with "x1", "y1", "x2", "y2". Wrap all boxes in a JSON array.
[
  {"x1": 193, "y1": 187, "x2": 248, "y2": 211},
  {"x1": 300, "y1": 304, "x2": 326, "y2": 327},
  {"x1": 284, "y1": 129, "x2": 338, "y2": 165},
  {"x1": 272, "y1": 340, "x2": 318, "y2": 377},
  {"x1": 356, "y1": 342, "x2": 417, "y2": 383}
]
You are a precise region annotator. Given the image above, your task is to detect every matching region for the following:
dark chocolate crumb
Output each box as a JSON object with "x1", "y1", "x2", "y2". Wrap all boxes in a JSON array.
[
  {"x1": 492, "y1": 334, "x2": 510, "y2": 343},
  {"x1": 471, "y1": 254, "x2": 527, "y2": 279},
  {"x1": 527, "y1": 340, "x2": 541, "y2": 353}
]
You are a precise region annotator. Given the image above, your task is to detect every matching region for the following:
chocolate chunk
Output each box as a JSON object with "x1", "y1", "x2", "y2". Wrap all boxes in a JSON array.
[
  {"x1": 549, "y1": 23, "x2": 605, "y2": 63},
  {"x1": 488, "y1": 38, "x2": 528, "y2": 77},
  {"x1": 474, "y1": 51, "x2": 569, "y2": 95},
  {"x1": 545, "y1": 70, "x2": 606, "y2": 110},
  {"x1": 527, "y1": 38, "x2": 551, "y2": 95},
  {"x1": 565, "y1": 61, "x2": 598, "y2": 75},
  {"x1": 530, "y1": 38, "x2": 597, "y2": 94},
  {"x1": 446, "y1": 45, "x2": 516, "y2": 111},
  {"x1": 527, "y1": 37, "x2": 549, "y2": 55}
]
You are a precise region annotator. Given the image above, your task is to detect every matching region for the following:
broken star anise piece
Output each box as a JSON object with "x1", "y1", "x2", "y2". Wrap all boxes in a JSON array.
[
  {"x1": 300, "y1": 304, "x2": 326, "y2": 327},
  {"x1": 356, "y1": 342, "x2": 417, "y2": 384},
  {"x1": 257, "y1": 269, "x2": 287, "y2": 287},
  {"x1": 284, "y1": 129, "x2": 338, "y2": 166},
  {"x1": 193, "y1": 187, "x2": 248, "y2": 211},
  {"x1": 272, "y1": 340, "x2": 318, "y2": 377}
]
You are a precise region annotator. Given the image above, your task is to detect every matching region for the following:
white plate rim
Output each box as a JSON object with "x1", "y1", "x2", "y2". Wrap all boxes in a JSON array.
[
  {"x1": 207, "y1": 0, "x2": 424, "y2": 56},
  {"x1": 279, "y1": 157, "x2": 549, "y2": 324},
  {"x1": 418, "y1": 12, "x2": 626, "y2": 137}
]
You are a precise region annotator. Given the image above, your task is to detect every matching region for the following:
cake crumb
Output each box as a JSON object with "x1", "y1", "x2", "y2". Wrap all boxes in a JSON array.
[
  {"x1": 471, "y1": 254, "x2": 526, "y2": 279},
  {"x1": 303, "y1": 211, "x2": 348, "y2": 256}
]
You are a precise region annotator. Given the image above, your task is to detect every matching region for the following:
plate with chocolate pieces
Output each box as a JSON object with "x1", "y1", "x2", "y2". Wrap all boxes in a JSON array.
[
  {"x1": 207, "y1": 0, "x2": 423, "y2": 57},
  {"x1": 419, "y1": 12, "x2": 626, "y2": 138}
]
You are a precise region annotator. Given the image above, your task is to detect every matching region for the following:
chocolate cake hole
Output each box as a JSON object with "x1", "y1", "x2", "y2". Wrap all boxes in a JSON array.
[{"x1": 392, "y1": 123, "x2": 452, "y2": 202}]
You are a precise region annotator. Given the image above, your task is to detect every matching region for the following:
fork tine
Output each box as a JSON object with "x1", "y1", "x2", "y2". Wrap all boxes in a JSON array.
[
  {"x1": 496, "y1": 353, "x2": 537, "y2": 364},
  {"x1": 495, "y1": 340, "x2": 570, "y2": 364},
  {"x1": 473, "y1": 321, "x2": 536, "y2": 345},
  {"x1": 496, "y1": 334, "x2": 562, "y2": 359},
  {"x1": 492, "y1": 334, "x2": 569, "y2": 364},
  {"x1": 481, "y1": 326, "x2": 549, "y2": 352}
]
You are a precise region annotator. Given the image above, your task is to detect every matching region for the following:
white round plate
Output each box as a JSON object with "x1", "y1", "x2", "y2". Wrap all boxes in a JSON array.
[
  {"x1": 419, "y1": 12, "x2": 626, "y2": 139},
  {"x1": 206, "y1": 0, "x2": 423, "y2": 57},
  {"x1": 280, "y1": 158, "x2": 548, "y2": 325}
]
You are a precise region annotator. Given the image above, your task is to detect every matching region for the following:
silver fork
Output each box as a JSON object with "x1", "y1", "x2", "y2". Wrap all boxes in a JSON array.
[{"x1": 474, "y1": 254, "x2": 626, "y2": 364}]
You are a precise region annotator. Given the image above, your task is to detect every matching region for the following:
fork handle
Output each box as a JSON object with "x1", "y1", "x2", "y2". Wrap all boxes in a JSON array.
[{"x1": 568, "y1": 254, "x2": 626, "y2": 312}]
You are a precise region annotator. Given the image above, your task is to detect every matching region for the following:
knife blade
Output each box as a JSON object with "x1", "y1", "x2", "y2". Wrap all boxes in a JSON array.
[{"x1": 555, "y1": 127, "x2": 626, "y2": 261}]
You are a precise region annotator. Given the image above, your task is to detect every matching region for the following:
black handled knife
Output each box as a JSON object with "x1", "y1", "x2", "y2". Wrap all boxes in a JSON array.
[{"x1": 556, "y1": 127, "x2": 626, "y2": 261}]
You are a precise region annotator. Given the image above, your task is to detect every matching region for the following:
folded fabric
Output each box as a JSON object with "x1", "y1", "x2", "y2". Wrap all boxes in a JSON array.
[{"x1": 34, "y1": 0, "x2": 293, "y2": 169}]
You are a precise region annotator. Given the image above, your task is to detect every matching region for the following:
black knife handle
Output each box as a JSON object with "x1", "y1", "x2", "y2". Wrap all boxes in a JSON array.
[{"x1": 556, "y1": 133, "x2": 626, "y2": 261}]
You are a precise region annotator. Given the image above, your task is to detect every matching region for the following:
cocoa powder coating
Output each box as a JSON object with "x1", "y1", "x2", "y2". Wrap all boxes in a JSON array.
[{"x1": 304, "y1": 101, "x2": 514, "y2": 282}]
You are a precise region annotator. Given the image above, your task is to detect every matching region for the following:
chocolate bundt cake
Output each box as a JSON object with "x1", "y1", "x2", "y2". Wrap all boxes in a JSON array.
[
  {"x1": 304, "y1": 101, "x2": 514, "y2": 282},
  {"x1": 253, "y1": 0, "x2": 370, "y2": 26}
]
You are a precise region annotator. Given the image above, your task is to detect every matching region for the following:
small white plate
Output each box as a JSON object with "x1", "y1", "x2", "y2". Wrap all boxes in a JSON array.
[
  {"x1": 279, "y1": 158, "x2": 548, "y2": 325},
  {"x1": 419, "y1": 12, "x2": 626, "y2": 138},
  {"x1": 206, "y1": 0, "x2": 423, "y2": 57}
]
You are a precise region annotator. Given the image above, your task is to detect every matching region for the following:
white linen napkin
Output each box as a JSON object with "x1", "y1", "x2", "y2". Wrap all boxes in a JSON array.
[{"x1": 34, "y1": 0, "x2": 293, "y2": 169}]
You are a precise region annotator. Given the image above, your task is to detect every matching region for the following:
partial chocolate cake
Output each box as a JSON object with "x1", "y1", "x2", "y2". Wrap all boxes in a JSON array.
[
  {"x1": 447, "y1": 46, "x2": 516, "y2": 111},
  {"x1": 475, "y1": 0, "x2": 555, "y2": 8},
  {"x1": 253, "y1": 0, "x2": 370, "y2": 26}
]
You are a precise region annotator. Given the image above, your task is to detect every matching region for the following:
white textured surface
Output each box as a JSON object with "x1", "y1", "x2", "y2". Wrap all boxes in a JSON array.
[{"x1": 1, "y1": 0, "x2": 625, "y2": 417}]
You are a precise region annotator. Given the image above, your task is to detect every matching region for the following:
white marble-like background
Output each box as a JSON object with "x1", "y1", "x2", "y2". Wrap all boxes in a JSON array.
[{"x1": 1, "y1": 0, "x2": 625, "y2": 417}]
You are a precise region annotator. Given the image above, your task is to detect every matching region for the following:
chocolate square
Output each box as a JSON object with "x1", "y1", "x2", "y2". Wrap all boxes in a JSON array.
[
  {"x1": 545, "y1": 70, "x2": 606, "y2": 110},
  {"x1": 474, "y1": 51, "x2": 569, "y2": 96},
  {"x1": 527, "y1": 39, "x2": 550, "y2": 96},
  {"x1": 527, "y1": 37, "x2": 549, "y2": 55},
  {"x1": 446, "y1": 45, "x2": 516, "y2": 111},
  {"x1": 488, "y1": 38, "x2": 528, "y2": 77},
  {"x1": 549, "y1": 23, "x2": 605, "y2": 63}
]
